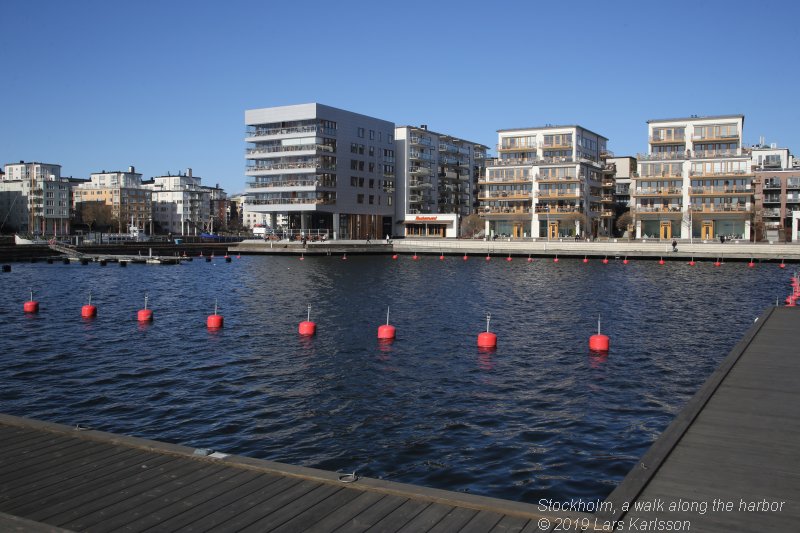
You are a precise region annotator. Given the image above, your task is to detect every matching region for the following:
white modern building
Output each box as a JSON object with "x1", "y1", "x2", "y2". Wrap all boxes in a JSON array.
[
  {"x1": 633, "y1": 115, "x2": 751, "y2": 240},
  {"x1": 244, "y1": 103, "x2": 395, "y2": 240},
  {"x1": 394, "y1": 126, "x2": 487, "y2": 238},
  {"x1": 143, "y1": 169, "x2": 210, "y2": 235},
  {"x1": 1, "y1": 161, "x2": 71, "y2": 235},
  {"x1": 480, "y1": 125, "x2": 608, "y2": 239}
]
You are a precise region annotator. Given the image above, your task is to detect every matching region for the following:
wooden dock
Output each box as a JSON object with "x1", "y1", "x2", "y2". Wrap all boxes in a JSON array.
[{"x1": 1, "y1": 307, "x2": 798, "y2": 531}]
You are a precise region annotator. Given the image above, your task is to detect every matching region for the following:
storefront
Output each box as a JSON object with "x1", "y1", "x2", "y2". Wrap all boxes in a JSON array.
[{"x1": 403, "y1": 214, "x2": 458, "y2": 238}]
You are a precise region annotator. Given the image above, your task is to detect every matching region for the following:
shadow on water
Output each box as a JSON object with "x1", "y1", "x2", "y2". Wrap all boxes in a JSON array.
[{"x1": 0, "y1": 256, "x2": 787, "y2": 503}]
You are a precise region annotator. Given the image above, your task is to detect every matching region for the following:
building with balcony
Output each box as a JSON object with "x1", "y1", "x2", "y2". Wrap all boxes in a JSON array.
[
  {"x1": 394, "y1": 125, "x2": 487, "y2": 237},
  {"x1": 142, "y1": 169, "x2": 210, "y2": 235},
  {"x1": 633, "y1": 115, "x2": 752, "y2": 240},
  {"x1": 244, "y1": 103, "x2": 395, "y2": 240},
  {"x1": 1, "y1": 161, "x2": 70, "y2": 235},
  {"x1": 480, "y1": 125, "x2": 608, "y2": 239},
  {"x1": 73, "y1": 167, "x2": 152, "y2": 233},
  {"x1": 753, "y1": 145, "x2": 799, "y2": 242}
]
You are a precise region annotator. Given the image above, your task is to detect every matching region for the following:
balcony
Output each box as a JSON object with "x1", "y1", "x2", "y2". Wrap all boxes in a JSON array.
[
  {"x1": 246, "y1": 179, "x2": 334, "y2": 189},
  {"x1": 534, "y1": 205, "x2": 583, "y2": 214},
  {"x1": 762, "y1": 182, "x2": 782, "y2": 190},
  {"x1": 762, "y1": 209, "x2": 781, "y2": 217},
  {"x1": 497, "y1": 143, "x2": 537, "y2": 152},
  {"x1": 439, "y1": 143, "x2": 459, "y2": 154},
  {"x1": 692, "y1": 133, "x2": 740, "y2": 143},
  {"x1": 632, "y1": 187, "x2": 683, "y2": 197},
  {"x1": 409, "y1": 150, "x2": 433, "y2": 161},
  {"x1": 600, "y1": 209, "x2": 615, "y2": 217},
  {"x1": 480, "y1": 206, "x2": 532, "y2": 217},
  {"x1": 245, "y1": 144, "x2": 333, "y2": 157},
  {"x1": 408, "y1": 179, "x2": 432, "y2": 189},
  {"x1": 409, "y1": 166, "x2": 431, "y2": 176},
  {"x1": 479, "y1": 176, "x2": 532, "y2": 185},
  {"x1": 601, "y1": 195, "x2": 614, "y2": 203},
  {"x1": 246, "y1": 160, "x2": 331, "y2": 174},
  {"x1": 479, "y1": 191, "x2": 532, "y2": 200},
  {"x1": 542, "y1": 142, "x2": 573, "y2": 150},
  {"x1": 636, "y1": 206, "x2": 683, "y2": 214},
  {"x1": 535, "y1": 190, "x2": 580, "y2": 199},
  {"x1": 245, "y1": 125, "x2": 320, "y2": 139},
  {"x1": 689, "y1": 186, "x2": 751, "y2": 195},
  {"x1": 690, "y1": 205, "x2": 750, "y2": 214},
  {"x1": 649, "y1": 135, "x2": 686, "y2": 145},
  {"x1": 601, "y1": 180, "x2": 615, "y2": 188},
  {"x1": 689, "y1": 170, "x2": 753, "y2": 178},
  {"x1": 410, "y1": 135, "x2": 432, "y2": 146},
  {"x1": 637, "y1": 152, "x2": 686, "y2": 161},
  {"x1": 248, "y1": 197, "x2": 336, "y2": 206},
  {"x1": 535, "y1": 174, "x2": 579, "y2": 183},
  {"x1": 691, "y1": 150, "x2": 746, "y2": 160}
]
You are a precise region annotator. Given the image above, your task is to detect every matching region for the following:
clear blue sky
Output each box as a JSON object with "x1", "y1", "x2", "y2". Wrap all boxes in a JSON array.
[{"x1": 2, "y1": 0, "x2": 799, "y2": 194}]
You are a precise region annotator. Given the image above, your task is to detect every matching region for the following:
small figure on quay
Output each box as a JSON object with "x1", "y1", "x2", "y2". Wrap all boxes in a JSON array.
[
  {"x1": 720, "y1": 235, "x2": 725, "y2": 244},
  {"x1": 366, "y1": 233, "x2": 371, "y2": 244},
  {"x1": 672, "y1": 239, "x2": 678, "y2": 252},
  {"x1": 301, "y1": 234, "x2": 307, "y2": 248}
]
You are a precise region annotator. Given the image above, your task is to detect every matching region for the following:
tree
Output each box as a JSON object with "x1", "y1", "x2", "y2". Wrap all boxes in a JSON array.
[
  {"x1": 77, "y1": 202, "x2": 114, "y2": 231},
  {"x1": 460, "y1": 214, "x2": 483, "y2": 238},
  {"x1": 615, "y1": 211, "x2": 633, "y2": 235}
]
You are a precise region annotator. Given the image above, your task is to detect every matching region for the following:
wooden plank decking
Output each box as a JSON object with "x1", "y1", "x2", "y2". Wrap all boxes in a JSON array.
[
  {"x1": 2, "y1": 306, "x2": 798, "y2": 531},
  {"x1": 0, "y1": 414, "x2": 591, "y2": 532}
]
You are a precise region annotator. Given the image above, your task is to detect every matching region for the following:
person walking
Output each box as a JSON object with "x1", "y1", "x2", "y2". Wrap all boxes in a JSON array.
[
  {"x1": 366, "y1": 233, "x2": 371, "y2": 244},
  {"x1": 672, "y1": 239, "x2": 678, "y2": 252}
]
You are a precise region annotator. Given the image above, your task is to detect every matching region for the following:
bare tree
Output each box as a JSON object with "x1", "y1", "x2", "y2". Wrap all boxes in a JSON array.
[
  {"x1": 77, "y1": 202, "x2": 114, "y2": 231},
  {"x1": 460, "y1": 214, "x2": 483, "y2": 238}
]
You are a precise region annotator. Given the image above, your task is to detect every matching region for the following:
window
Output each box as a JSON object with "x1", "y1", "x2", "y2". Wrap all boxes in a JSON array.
[
  {"x1": 351, "y1": 176, "x2": 358, "y2": 186},
  {"x1": 369, "y1": 179, "x2": 374, "y2": 188},
  {"x1": 359, "y1": 178, "x2": 364, "y2": 187},
  {"x1": 350, "y1": 160, "x2": 359, "y2": 170},
  {"x1": 351, "y1": 143, "x2": 359, "y2": 154},
  {"x1": 369, "y1": 195, "x2": 374, "y2": 204},
  {"x1": 358, "y1": 144, "x2": 365, "y2": 155},
  {"x1": 358, "y1": 161, "x2": 364, "y2": 171},
  {"x1": 369, "y1": 162, "x2": 375, "y2": 173},
  {"x1": 388, "y1": 134, "x2": 394, "y2": 143},
  {"x1": 369, "y1": 130, "x2": 375, "y2": 140},
  {"x1": 369, "y1": 146, "x2": 375, "y2": 157},
  {"x1": 357, "y1": 194, "x2": 364, "y2": 204},
  {"x1": 358, "y1": 127, "x2": 365, "y2": 138}
]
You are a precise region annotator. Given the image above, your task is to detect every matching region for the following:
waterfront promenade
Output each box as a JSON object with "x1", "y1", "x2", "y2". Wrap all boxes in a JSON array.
[
  {"x1": 231, "y1": 237, "x2": 800, "y2": 262},
  {"x1": 0, "y1": 306, "x2": 797, "y2": 531}
]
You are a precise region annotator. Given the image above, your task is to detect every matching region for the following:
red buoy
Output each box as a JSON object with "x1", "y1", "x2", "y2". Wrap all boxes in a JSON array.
[
  {"x1": 23, "y1": 289, "x2": 39, "y2": 313},
  {"x1": 486, "y1": 254, "x2": 491, "y2": 261},
  {"x1": 81, "y1": 292, "x2": 96, "y2": 318},
  {"x1": 554, "y1": 256, "x2": 559, "y2": 263},
  {"x1": 299, "y1": 254, "x2": 305, "y2": 261},
  {"x1": 583, "y1": 257, "x2": 589, "y2": 264},
  {"x1": 439, "y1": 254, "x2": 445, "y2": 261},
  {"x1": 748, "y1": 259, "x2": 755, "y2": 268},
  {"x1": 688, "y1": 259, "x2": 696, "y2": 266},
  {"x1": 659, "y1": 258, "x2": 665, "y2": 265},
  {"x1": 299, "y1": 305, "x2": 316, "y2": 336},
  {"x1": 236, "y1": 255, "x2": 241, "y2": 259},
  {"x1": 527, "y1": 255, "x2": 533, "y2": 263},
  {"x1": 780, "y1": 260, "x2": 786, "y2": 269},
  {"x1": 463, "y1": 254, "x2": 468, "y2": 261},
  {"x1": 506, "y1": 255, "x2": 512, "y2": 262},
  {"x1": 412, "y1": 254, "x2": 418, "y2": 261},
  {"x1": 602, "y1": 257, "x2": 609, "y2": 264},
  {"x1": 589, "y1": 315, "x2": 610, "y2": 353},
  {"x1": 714, "y1": 260, "x2": 721, "y2": 267},
  {"x1": 392, "y1": 254, "x2": 398, "y2": 260},
  {"x1": 477, "y1": 314, "x2": 497, "y2": 348},
  {"x1": 377, "y1": 307, "x2": 396, "y2": 340},
  {"x1": 207, "y1": 300, "x2": 223, "y2": 329},
  {"x1": 342, "y1": 253, "x2": 347, "y2": 260},
  {"x1": 137, "y1": 294, "x2": 153, "y2": 322},
  {"x1": 623, "y1": 257, "x2": 629, "y2": 265}
]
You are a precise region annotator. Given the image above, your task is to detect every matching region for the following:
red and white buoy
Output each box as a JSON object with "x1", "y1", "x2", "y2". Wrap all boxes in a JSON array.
[
  {"x1": 780, "y1": 259, "x2": 786, "y2": 269},
  {"x1": 236, "y1": 254, "x2": 241, "y2": 259},
  {"x1": 298, "y1": 305, "x2": 316, "y2": 336},
  {"x1": 485, "y1": 253, "x2": 491, "y2": 261},
  {"x1": 688, "y1": 257, "x2": 696, "y2": 266},
  {"x1": 506, "y1": 254, "x2": 512, "y2": 262},
  {"x1": 412, "y1": 253, "x2": 418, "y2": 261},
  {"x1": 299, "y1": 253, "x2": 305, "y2": 261},
  {"x1": 81, "y1": 292, "x2": 97, "y2": 318},
  {"x1": 463, "y1": 254, "x2": 468, "y2": 261},
  {"x1": 207, "y1": 299, "x2": 223, "y2": 329},
  {"x1": 23, "y1": 288, "x2": 39, "y2": 314},
  {"x1": 439, "y1": 254, "x2": 445, "y2": 261},
  {"x1": 748, "y1": 258, "x2": 755, "y2": 268},
  {"x1": 342, "y1": 253, "x2": 347, "y2": 261},
  {"x1": 659, "y1": 257, "x2": 665, "y2": 265},
  {"x1": 602, "y1": 257, "x2": 609, "y2": 264},
  {"x1": 623, "y1": 257, "x2": 629, "y2": 265},
  {"x1": 477, "y1": 313, "x2": 497, "y2": 349},
  {"x1": 583, "y1": 256, "x2": 589, "y2": 264},
  {"x1": 554, "y1": 255, "x2": 559, "y2": 263},
  {"x1": 137, "y1": 293, "x2": 153, "y2": 322},
  {"x1": 714, "y1": 259, "x2": 722, "y2": 267},
  {"x1": 392, "y1": 254, "x2": 398, "y2": 260},
  {"x1": 377, "y1": 306, "x2": 396, "y2": 341},
  {"x1": 527, "y1": 255, "x2": 533, "y2": 263},
  {"x1": 589, "y1": 314, "x2": 610, "y2": 353}
]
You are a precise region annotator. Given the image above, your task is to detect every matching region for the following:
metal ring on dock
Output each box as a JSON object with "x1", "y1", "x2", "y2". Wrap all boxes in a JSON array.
[{"x1": 338, "y1": 472, "x2": 358, "y2": 483}]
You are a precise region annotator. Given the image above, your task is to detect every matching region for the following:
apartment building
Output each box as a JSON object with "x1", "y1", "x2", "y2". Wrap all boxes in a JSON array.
[
  {"x1": 73, "y1": 167, "x2": 152, "y2": 232},
  {"x1": 1, "y1": 161, "x2": 70, "y2": 235},
  {"x1": 633, "y1": 115, "x2": 752, "y2": 240},
  {"x1": 394, "y1": 126, "x2": 487, "y2": 237},
  {"x1": 143, "y1": 169, "x2": 210, "y2": 235},
  {"x1": 479, "y1": 125, "x2": 608, "y2": 239},
  {"x1": 244, "y1": 103, "x2": 395, "y2": 240},
  {"x1": 607, "y1": 156, "x2": 636, "y2": 208},
  {"x1": 752, "y1": 144, "x2": 799, "y2": 241}
]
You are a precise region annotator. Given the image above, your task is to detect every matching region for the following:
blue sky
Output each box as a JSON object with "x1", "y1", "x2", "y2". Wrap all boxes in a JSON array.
[{"x1": 2, "y1": 0, "x2": 799, "y2": 194}]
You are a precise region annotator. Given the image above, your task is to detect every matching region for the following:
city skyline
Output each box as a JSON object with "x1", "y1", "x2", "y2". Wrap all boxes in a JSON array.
[{"x1": 2, "y1": 0, "x2": 799, "y2": 194}]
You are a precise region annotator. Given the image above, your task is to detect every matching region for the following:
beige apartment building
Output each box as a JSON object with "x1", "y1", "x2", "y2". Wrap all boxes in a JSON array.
[{"x1": 73, "y1": 167, "x2": 152, "y2": 232}]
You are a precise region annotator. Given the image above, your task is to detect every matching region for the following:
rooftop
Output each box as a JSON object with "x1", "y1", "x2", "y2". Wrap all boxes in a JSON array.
[
  {"x1": 647, "y1": 114, "x2": 745, "y2": 124},
  {"x1": 496, "y1": 124, "x2": 608, "y2": 141}
]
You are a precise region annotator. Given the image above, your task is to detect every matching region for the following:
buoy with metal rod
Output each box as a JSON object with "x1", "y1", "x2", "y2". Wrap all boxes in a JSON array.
[
  {"x1": 583, "y1": 256, "x2": 589, "y2": 264},
  {"x1": 602, "y1": 256, "x2": 609, "y2": 264},
  {"x1": 299, "y1": 253, "x2": 305, "y2": 261},
  {"x1": 589, "y1": 314, "x2": 610, "y2": 353},
  {"x1": 623, "y1": 256, "x2": 629, "y2": 265},
  {"x1": 688, "y1": 257, "x2": 696, "y2": 266},
  {"x1": 377, "y1": 306, "x2": 396, "y2": 341},
  {"x1": 439, "y1": 253, "x2": 445, "y2": 261},
  {"x1": 780, "y1": 259, "x2": 786, "y2": 269},
  {"x1": 506, "y1": 254, "x2": 512, "y2": 262},
  {"x1": 463, "y1": 253, "x2": 468, "y2": 261},
  {"x1": 554, "y1": 255, "x2": 559, "y2": 263},
  {"x1": 342, "y1": 253, "x2": 347, "y2": 261},
  {"x1": 81, "y1": 292, "x2": 97, "y2": 318},
  {"x1": 137, "y1": 293, "x2": 153, "y2": 322},
  {"x1": 714, "y1": 258, "x2": 721, "y2": 267},
  {"x1": 659, "y1": 257, "x2": 665, "y2": 265},
  {"x1": 477, "y1": 313, "x2": 497, "y2": 349},
  {"x1": 486, "y1": 253, "x2": 491, "y2": 261},
  {"x1": 412, "y1": 253, "x2": 418, "y2": 261},
  {"x1": 298, "y1": 305, "x2": 316, "y2": 336},
  {"x1": 392, "y1": 254, "x2": 398, "y2": 260},
  {"x1": 527, "y1": 254, "x2": 533, "y2": 263},
  {"x1": 207, "y1": 299, "x2": 223, "y2": 329},
  {"x1": 748, "y1": 258, "x2": 755, "y2": 268},
  {"x1": 23, "y1": 288, "x2": 39, "y2": 313}
]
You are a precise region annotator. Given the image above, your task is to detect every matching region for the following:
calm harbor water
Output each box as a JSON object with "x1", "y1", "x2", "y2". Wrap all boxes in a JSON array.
[{"x1": 0, "y1": 255, "x2": 788, "y2": 504}]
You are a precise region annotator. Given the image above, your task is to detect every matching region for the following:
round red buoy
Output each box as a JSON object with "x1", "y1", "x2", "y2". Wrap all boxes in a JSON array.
[
  {"x1": 554, "y1": 256, "x2": 559, "y2": 263},
  {"x1": 689, "y1": 260, "x2": 696, "y2": 266},
  {"x1": 342, "y1": 253, "x2": 347, "y2": 261},
  {"x1": 748, "y1": 260, "x2": 755, "y2": 268},
  {"x1": 780, "y1": 260, "x2": 786, "y2": 269},
  {"x1": 583, "y1": 257, "x2": 589, "y2": 264},
  {"x1": 236, "y1": 255, "x2": 241, "y2": 259},
  {"x1": 714, "y1": 260, "x2": 721, "y2": 267},
  {"x1": 486, "y1": 254, "x2": 491, "y2": 261},
  {"x1": 299, "y1": 255, "x2": 305, "y2": 261},
  {"x1": 207, "y1": 314, "x2": 223, "y2": 328},
  {"x1": 81, "y1": 304, "x2": 97, "y2": 318},
  {"x1": 477, "y1": 331, "x2": 497, "y2": 348},
  {"x1": 589, "y1": 333, "x2": 610, "y2": 352},
  {"x1": 439, "y1": 254, "x2": 445, "y2": 261},
  {"x1": 377, "y1": 324, "x2": 396, "y2": 340},
  {"x1": 137, "y1": 309, "x2": 153, "y2": 322},
  {"x1": 24, "y1": 301, "x2": 39, "y2": 313},
  {"x1": 623, "y1": 257, "x2": 629, "y2": 265},
  {"x1": 659, "y1": 258, "x2": 665, "y2": 265},
  {"x1": 463, "y1": 254, "x2": 468, "y2": 261},
  {"x1": 412, "y1": 254, "x2": 418, "y2": 261},
  {"x1": 602, "y1": 258, "x2": 609, "y2": 264},
  {"x1": 506, "y1": 255, "x2": 512, "y2": 262},
  {"x1": 527, "y1": 256, "x2": 533, "y2": 263},
  {"x1": 298, "y1": 321, "x2": 316, "y2": 336},
  {"x1": 392, "y1": 254, "x2": 398, "y2": 260}
]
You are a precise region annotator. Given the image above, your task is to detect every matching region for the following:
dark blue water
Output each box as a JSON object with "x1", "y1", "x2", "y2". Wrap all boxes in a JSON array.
[{"x1": 0, "y1": 255, "x2": 787, "y2": 503}]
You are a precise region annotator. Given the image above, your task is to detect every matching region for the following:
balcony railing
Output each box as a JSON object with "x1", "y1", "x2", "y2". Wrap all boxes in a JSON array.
[
  {"x1": 690, "y1": 205, "x2": 750, "y2": 213},
  {"x1": 692, "y1": 133, "x2": 740, "y2": 142},
  {"x1": 480, "y1": 206, "x2": 533, "y2": 215},
  {"x1": 637, "y1": 152, "x2": 687, "y2": 161},
  {"x1": 601, "y1": 196, "x2": 614, "y2": 203},
  {"x1": 689, "y1": 169, "x2": 752, "y2": 177},
  {"x1": 248, "y1": 197, "x2": 336, "y2": 206},
  {"x1": 600, "y1": 209, "x2": 615, "y2": 217},
  {"x1": 246, "y1": 161, "x2": 331, "y2": 173},
  {"x1": 246, "y1": 144, "x2": 333, "y2": 156},
  {"x1": 649, "y1": 135, "x2": 686, "y2": 144},
  {"x1": 689, "y1": 186, "x2": 751, "y2": 195},
  {"x1": 634, "y1": 173, "x2": 683, "y2": 179},
  {"x1": 409, "y1": 150, "x2": 433, "y2": 161},
  {"x1": 479, "y1": 176, "x2": 532, "y2": 184},
  {"x1": 691, "y1": 150, "x2": 746, "y2": 159},
  {"x1": 632, "y1": 188, "x2": 683, "y2": 196},
  {"x1": 246, "y1": 179, "x2": 335, "y2": 189},
  {"x1": 497, "y1": 143, "x2": 537, "y2": 152},
  {"x1": 410, "y1": 135, "x2": 432, "y2": 146},
  {"x1": 246, "y1": 125, "x2": 320, "y2": 138},
  {"x1": 535, "y1": 174, "x2": 578, "y2": 182},
  {"x1": 534, "y1": 206, "x2": 582, "y2": 214},
  {"x1": 762, "y1": 209, "x2": 781, "y2": 217},
  {"x1": 479, "y1": 191, "x2": 532, "y2": 200},
  {"x1": 535, "y1": 190, "x2": 580, "y2": 199},
  {"x1": 409, "y1": 166, "x2": 431, "y2": 175},
  {"x1": 636, "y1": 206, "x2": 683, "y2": 213},
  {"x1": 601, "y1": 180, "x2": 615, "y2": 187}
]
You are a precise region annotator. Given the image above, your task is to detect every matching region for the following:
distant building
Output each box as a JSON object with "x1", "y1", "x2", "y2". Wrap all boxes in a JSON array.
[
  {"x1": 608, "y1": 156, "x2": 636, "y2": 208},
  {"x1": 633, "y1": 115, "x2": 752, "y2": 240},
  {"x1": 73, "y1": 166, "x2": 152, "y2": 232},
  {"x1": 142, "y1": 169, "x2": 210, "y2": 235},
  {"x1": 202, "y1": 183, "x2": 228, "y2": 232},
  {"x1": 394, "y1": 126, "x2": 487, "y2": 238},
  {"x1": 752, "y1": 144, "x2": 799, "y2": 241},
  {"x1": 480, "y1": 125, "x2": 609, "y2": 239},
  {"x1": 1, "y1": 161, "x2": 70, "y2": 235},
  {"x1": 244, "y1": 103, "x2": 395, "y2": 239}
]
